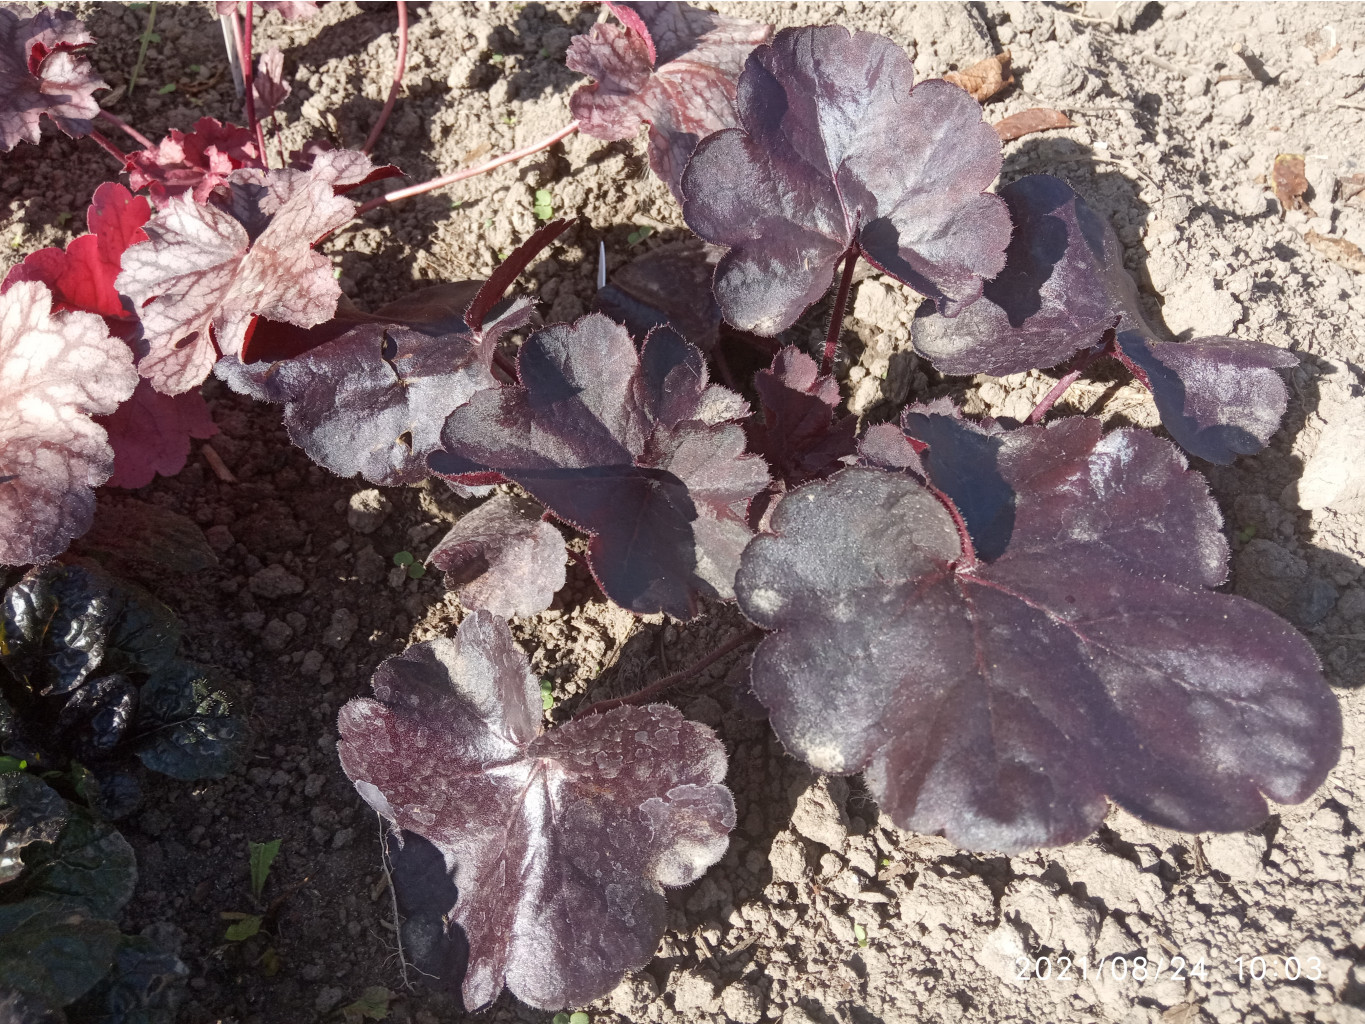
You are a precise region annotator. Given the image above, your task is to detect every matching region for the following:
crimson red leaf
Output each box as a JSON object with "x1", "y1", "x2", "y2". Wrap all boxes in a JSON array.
[
  {"x1": 681, "y1": 26, "x2": 1010, "y2": 334},
  {"x1": 911, "y1": 175, "x2": 1296, "y2": 464},
  {"x1": 123, "y1": 117, "x2": 263, "y2": 206},
  {"x1": 737, "y1": 412, "x2": 1340, "y2": 853},
  {"x1": 115, "y1": 154, "x2": 375, "y2": 395},
  {"x1": 430, "y1": 315, "x2": 768, "y2": 619},
  {"x1": 568, "y1": 1, "x2": 770, "y2": 201},
  {"x1": 3, "y1": 182, "x2": 150, "y2": 328},
  {"x1": 337, "y1": 612, "x2": 734, "y2": 1011},
  {"x1": 0, "y1": 281, "x2": 138, "y2": 565},
  {"x1": 427, "y1": 493, "x2": 567, "y2": 619},
  {"x1": 0, "y1": 8, "x2": 105, "y2": 152},
  {"x1": 96, "y1": 380, "x2": 217, "y2": 489}
]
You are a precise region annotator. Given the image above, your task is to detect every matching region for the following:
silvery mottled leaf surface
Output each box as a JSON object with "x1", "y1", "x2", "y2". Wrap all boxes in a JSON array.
[
  {"x1": 116, "y1": 157, "x2": 371, "y2": 395},
  {"x1": 681, "y1": 26, "x2": 1009, "y2": 334},
  {"x1": 427, "y1": 494, "x2": 567, "y2": 619},
  {"x1": 0, "y1": 281, "x2": 138, "y2": 566},
  {"x1": 737, "y1": 412, "x2": 1340, "y2": 853},
  {"x1": 337, "y1": 612, "x2": 734, "y2": 1010},
  {"x1": 568, "y1": 1, "x2": 770, "y2": 201},
  {"x1": 911, "y1": 175, "x2": 1296, "y2": 464},
  {"x1": 0, "y1": 8, "x2": 105, "y2": 152}
]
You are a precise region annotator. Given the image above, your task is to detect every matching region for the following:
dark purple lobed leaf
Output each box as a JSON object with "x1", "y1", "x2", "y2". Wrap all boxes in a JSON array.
[
  {"x1": 746, "y1": 347, "x2": 856, "y2": 489},
  {"x1": 737, "y1": 412, "x2": 1340, "y2": 853},
  {"x1": 594, "y1": 238, "x2": 723, "y2": 353},
  {"x1": 430, "y1": 315, "x2": 768, "y2": 619},
  {"x1": 911, "y1": 174, "x2": 1296, "y2": 464},
  {"x1": 221, "y1": 281, "x2": 525, "y2": 485},
  {"x1": 427, "y1": 494, "x2": 567, "y2": 619},
  {"x1": 337, "y1": 612, "x2": 734, "y2": 1011},
  {"x1": 681, "y1": 26, "x2": 1010, "y2": 335},
  {"x1": 568, "y1": 1, "x2": 771, "y2": 201},
  {"x1": 253, "y1": 47, "x2": 291, "y2": 117},
  {"x1": 0, "y1": 8, "x2": 106, "y2": 152}
]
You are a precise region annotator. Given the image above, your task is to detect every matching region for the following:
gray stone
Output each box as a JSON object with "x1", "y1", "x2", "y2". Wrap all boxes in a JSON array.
[
  {"x1": 347, "y1": 489, "x2": 392, "y2": 534},
  {"x1": 314, "y1": 986, "x2": 344, "y2": 1014},
  {"x1": 1202, "y1": 832, "x2": 1264, "y2": 882},
  {"x1": 768, "y1": 831, "x2": 811, "y2": 884},
  {"x1": 720, "y1": 981, "x2": 765, "y2": 1024},
  {"x1": 671, "y1": 969, "x2": 720, "y2": 1014},
  {"x1": 790, "y1": 775, "x2": 850, "y2": 850},
  {"x1": 262, "y1": 618, "x2": 293, "y2": 652},
  {"x1": 249, "y1": 563, "x2": 304, "y2": 599},
  {"x1": 324, "y1": 608, "x2": 359, "y2": 650}
]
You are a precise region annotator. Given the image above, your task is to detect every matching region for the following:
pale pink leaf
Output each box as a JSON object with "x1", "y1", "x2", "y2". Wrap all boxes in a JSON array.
[
  {"x1": 0, "y1": 281, "x2": 138, "y2": 564},
  {"x1": 116, "y1": 162, "x2": 358, "y2": 395},
  {"x1": 0, "y1": 8, "x2": 106, "y2": 152}
]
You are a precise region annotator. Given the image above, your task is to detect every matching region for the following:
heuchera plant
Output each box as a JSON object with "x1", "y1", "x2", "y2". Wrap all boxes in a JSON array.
[{"x1": 0, "y1": 3, "x2": 1344, "y2": 1017}]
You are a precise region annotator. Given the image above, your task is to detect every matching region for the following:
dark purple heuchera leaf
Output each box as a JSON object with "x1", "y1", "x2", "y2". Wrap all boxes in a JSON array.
[
  {"x1": 222, "y1": 261, "x2": 544, "y2": 484},
  {"x1": 735, "y1": 411, "x2": 1340, "y2": 853},
  {"x1": 0, "y1": 8, "x2": 106, "y2": 152},
  {"x1": 115, "y1": 153, "x2": 381, "y2": 395},
  {"x1": 594, "y1": 238, "x2": 722, "y2": 353},
  {"x1": 0, "y1": 281, "x2": 138, "y2": 566},
  {"x1": 746, "y1": 347, "x2": 856, "y2": 489},
  {"x1": 123, "y1": 117, "x2": 263, "y2": 205},
  {"x1": 428, "y1": 494, "x2": 567, "y2": 619},
  {"x1": 912, "y1": 175, "x2": 1296, "y2": 464},
  {"x1": 337, "y1": 611, "x2": 734, "y2": 1010},
  {"x1": 430, "y1": 315, "x2": 769, "y2": 619},
  {"x1": 681, "y1": 26, "x2": 1010, "y2": 335},
  {"x1": 567, "y1": 1, "x2": 771, "y2": 201}
]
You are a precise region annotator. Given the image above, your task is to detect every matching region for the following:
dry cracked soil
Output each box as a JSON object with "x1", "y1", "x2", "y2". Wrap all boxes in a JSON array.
[{"x1": 3, "y1": 2, "x2": 1365, "y2": 1023}]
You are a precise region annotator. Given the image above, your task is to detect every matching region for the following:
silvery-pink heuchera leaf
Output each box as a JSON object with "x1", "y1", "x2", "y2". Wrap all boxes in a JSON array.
[
  {"x1": 911, "y1": 175, "x2": 1296, "y2": 464},
  {"x1": 736, "y1": 409, "x2": 1340, "y2": 853},
  {"x1": 0, "y1": 281, "x2": 138, "y2": 565},
  {"x1": 428, "y1": 494, "x2": 567, "y2": 619},
  {"x1": 337, "y1": 612, "x2": 734, "y2": 1011},
  {"x1": 567, "y1": 1, "x2": 771, "y2": 201},
  {"x1": 430, "y1": 315, "x2": 769, "y2": 619},
  {"x1": 0, "y1": 8, "x2": 106, "y2": 152},
  {"x1": 124, "y1": 117, "x2": 263, "y2": 205},
  {"x1": 681, "y1": 26, "x2": 1010, "y2": 335},
  {"x1": 115, "y1": 154, "x2": 374, "y2": 395},
  {"x1": 2, "y1": 183, "x2": 218, "y2": 489}
]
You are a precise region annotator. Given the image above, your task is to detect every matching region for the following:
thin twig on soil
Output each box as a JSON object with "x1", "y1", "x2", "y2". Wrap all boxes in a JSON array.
[
  {"x1": 356, "y1": 120, "x2": 580, "y2": 215},
  {"x1": 97, "y1": 110, "x2": 153, "y2": 150},
  {"x1": 362, "y1": 1, "x2": 409, "y2": 155},
  {"x1": 202, "y1": 444, "x2": 238, "y2": 483},
  {"x1": 572, "y1": 626, "x2": 764, "y2": 720}
]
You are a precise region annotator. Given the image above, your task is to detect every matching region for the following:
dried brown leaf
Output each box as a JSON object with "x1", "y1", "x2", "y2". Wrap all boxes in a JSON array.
[
  {"x1": 944, "y1": 50, "x2": 1013, "y2": 103},
  {"x1": 1272, "y1": 153, "x2": 1312, "y2": 217},
  {"x1": 993, "y1": 107, "x2": 1072, "y2": 142},
  {"x1": 1339, "y1": 172, "x2": 1365, "y2": 205},
  {"x1": 1305, "y1": 230, "x2": 1365, "y2": 274}
]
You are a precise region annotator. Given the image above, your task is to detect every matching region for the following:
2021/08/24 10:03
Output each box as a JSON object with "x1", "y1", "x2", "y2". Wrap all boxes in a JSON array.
[{"x1": 1013, "y1": 955, "x2": 1326, "y2": 984}]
